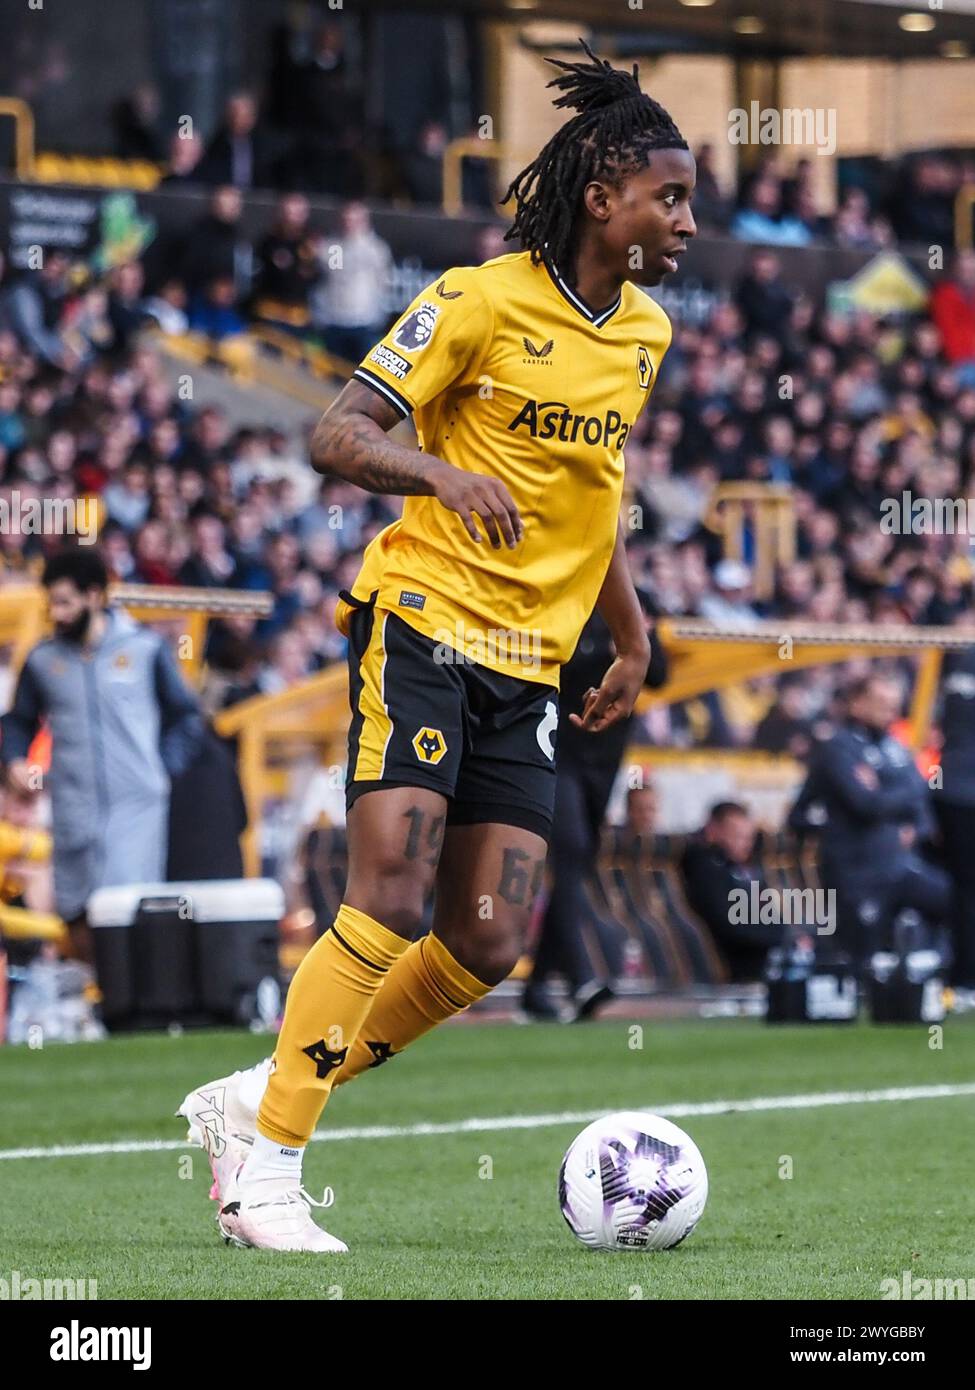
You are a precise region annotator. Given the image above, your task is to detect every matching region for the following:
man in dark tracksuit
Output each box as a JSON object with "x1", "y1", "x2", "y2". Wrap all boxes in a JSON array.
[
  {"x1": 680, "y1": 802, "x2": 784, "y2": 982},
  {"x1": 0, "y1": 549, "x2": 204, "y2": 930},
  {"x1": 522, "y1": 595, "x2": 667, "y2": 1020},
  {"x1": 790, "y1": 673, "x2": 949, "y2": 967},
  {"x1": 932, "y1": 646, "x2": 975, "y2": 996}
]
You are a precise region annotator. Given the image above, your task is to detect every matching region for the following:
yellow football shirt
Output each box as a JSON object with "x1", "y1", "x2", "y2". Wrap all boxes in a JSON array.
[{"x1": 338, "y1": 251, "x2": 671, "y2": 687}]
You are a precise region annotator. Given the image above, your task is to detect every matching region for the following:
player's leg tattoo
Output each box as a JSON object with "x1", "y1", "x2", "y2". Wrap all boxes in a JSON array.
[
  {"x1": 496, "y1": 845, "x2": 546, "y2": 907},
  {"x1": 402, "y1": 805, "x2": 447, "y2": 866}
]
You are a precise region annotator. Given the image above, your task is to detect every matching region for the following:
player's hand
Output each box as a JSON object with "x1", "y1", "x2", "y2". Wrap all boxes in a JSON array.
[
  {"x1": 431, "y1": 463, "x2": 523, "y2": 549},
  {"x1": 569, "y1": 649, "x2": 650, "y2": 734},
  {"x1": 6, "y1": 759, "x2": 35, "y2": 795}
]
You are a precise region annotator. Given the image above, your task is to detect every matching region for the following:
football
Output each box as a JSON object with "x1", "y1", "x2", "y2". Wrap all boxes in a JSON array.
[{"x1": 559, "y1": 1111, "x2": 709, "y2": 1251}]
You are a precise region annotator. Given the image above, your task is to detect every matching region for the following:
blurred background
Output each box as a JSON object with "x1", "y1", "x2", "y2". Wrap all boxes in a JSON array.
[{"x1": 2, "y1": 0, "x2": 975, "y2": 1038}]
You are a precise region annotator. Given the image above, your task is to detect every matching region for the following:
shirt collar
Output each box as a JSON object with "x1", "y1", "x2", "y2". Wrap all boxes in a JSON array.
[{"x1": 542, "y1": 257, "x2": 623, "y2": 330}]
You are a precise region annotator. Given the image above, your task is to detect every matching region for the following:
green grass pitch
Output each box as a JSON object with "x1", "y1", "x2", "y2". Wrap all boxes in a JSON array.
[{"x1": 1, "y1": 1017, "x2": 973, "y2": 1300}]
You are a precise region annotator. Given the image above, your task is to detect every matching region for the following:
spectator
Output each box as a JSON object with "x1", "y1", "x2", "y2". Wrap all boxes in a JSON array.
[
  {"x1": 99, "y1": 522, "x2": 135, "y2": 581},
  {"x1": 691, "y1": 142, "x2": 730, "y2": 230},
  {"x1": 178, "y1": 513, "x2": 237, "y2": 588},
  {"x1": 781, "y1": 157, "x2": 816, "y2": 220},
  {"x1": 111, "y1": 84, "x2": 164, "y2": 162},
  {"x1": 290, "y1": 21, "x2": 364, "y2": 196},
  {"x1": 62, "y1": 279, "x2": 113, "y2": 363},
  {"x1": 834, "y1": 187, "x2": 879, "y2": 250},
  {"x1": 930, "y1": 250, "x2": 975, "y2": 388},
  {"x1": 735, "y1": 250, "x2": 794, "y2": 339},
  {"x1": 188, "y1": 276, "x2": 248, "y2": 342},
  {"x1": 624, "y1": 782, "x2": 658, "y2": 840},
  {"x1": 404, "y1": 121, "x2": 448, "y2": 206},
  {"x1": 106, "y1": 261, "x2": 148, "y2": 353},
  {"x1": 754, "y1": 678, "x2": 813, "y2": 758},
  {"x1": 0, "y1": 251, "x2": 74, "y2": 368},
  {"x1": 731, "y1": 177, "x2": 812, "y2": 247},
  {"x1": 142, "y1": 278, "x2": 189, "y2": 337},
  {"x1": 196, "y1": 92, "x2": 274, "y2": 190},
  {"x1": 0, "y1": 380, "x2": 25, "y2": 452},
  {"x1": 254, "y1": 627, "x2": 313, "y2": 695},
  {"x1": 179, "y1": 404, "x2": 230, "y2": 474},
  {"x1": 160, "y1": 131, "x2": 205, "y2": 186},
  {"x1": 177, "y1": 186, "x2": 252, "y2": 302},
  {"x1": 889, "y1": 155, "x2": 956, "y2": 248},
  {"x1": 698, "y1": 560, "x2": 760, "y2": 628},
  {"x1": 681, "y1": 802, "x2": 785, "y2": 981},
  {"x1": 132, "y1": 520, "x2": 178, "y2": 586},
  {"x1": 252, "y1": 194, "x2": 323, "y2": 333},
  {"x1": 103, "y1": 461, "x2": 151, "y2": 532},
  {"x1": 312, "y1": 202, "x2": 392, "y2": 364}
]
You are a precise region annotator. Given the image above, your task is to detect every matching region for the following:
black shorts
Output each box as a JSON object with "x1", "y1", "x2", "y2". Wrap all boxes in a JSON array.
[{"x1": 343, "y1": 590, "x2": 559, "y2": 841}]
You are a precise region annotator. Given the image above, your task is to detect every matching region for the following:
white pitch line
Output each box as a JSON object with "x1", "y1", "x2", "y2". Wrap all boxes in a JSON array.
[{"x1": 0, "y1": 1081, "x2": 973, "y2": 1163}]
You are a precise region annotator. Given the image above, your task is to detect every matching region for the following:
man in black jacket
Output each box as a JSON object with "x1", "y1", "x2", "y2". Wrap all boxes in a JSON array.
[
  {"x1": 790, "y1": 673, "x2": 949, "y2": 966},
  {"x1": 522, "y1": 593, "x2": 666, "y2": 1020},
  {"x1": 681, "y1": 802, "x2": 784, "y2": 982},
  {"x1": 196, "y1": 93, "x2": 275, "y2": 190},
  {"x1": 177, "y1": 187, "x2": 252, "y2": 301}
]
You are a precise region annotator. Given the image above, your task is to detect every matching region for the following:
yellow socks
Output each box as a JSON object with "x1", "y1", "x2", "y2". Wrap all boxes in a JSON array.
[
  {"x1": 332, "y1": 933, "x2": 493, "y2": 1088},
  {"x1": 256, "y1": 917, "x2": 493, "y2": 1145},
  {"x1": 257, "y1": 903, "x2": 409, "y2": 1146}
]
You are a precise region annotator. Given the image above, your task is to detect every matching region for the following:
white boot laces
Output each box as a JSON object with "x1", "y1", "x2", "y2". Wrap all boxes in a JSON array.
[
  {"x1": 247, "y1": 1178, "x2": 334, "y2": 1213},
  {"x1": 299, "y1": 1185, "x2": 334, "y2": 1210}
]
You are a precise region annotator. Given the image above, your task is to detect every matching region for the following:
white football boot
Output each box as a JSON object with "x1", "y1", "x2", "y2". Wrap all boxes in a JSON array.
[
  {"x1": 176, "y1": 1058, "x2": 270, "y2": 1202},
  {"x1": 217, "y1": 1166, "x2": 349, "y2": 1253}
]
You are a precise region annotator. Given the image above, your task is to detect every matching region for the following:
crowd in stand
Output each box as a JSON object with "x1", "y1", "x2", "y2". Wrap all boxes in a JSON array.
[
  {"x1": 104, "y1": 12, "x2": 975, "y2": 250},
  {"x1": 0, "y1": 186, "x2": 399, "y2": 368},
  {"x1": 623, "y1": 244, "x2": 975, "y2": 748},
  {"x1": 112, "y1": 24, "x2": 497, "y2": 212},
  {"x1": 117, "y1": 64, "x2": 975, "y2": 252},
  {"x1": 694, "y1": 145, "x2": 974, "y2": 251}
]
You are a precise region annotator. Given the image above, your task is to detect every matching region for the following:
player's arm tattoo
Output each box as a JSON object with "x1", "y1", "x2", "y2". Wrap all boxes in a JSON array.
[
  {"x1": 311, "y1": 381, "x2": 444, "y2": 496},
  {"x1": 496, "y1": 846, "x2": 546, "y2": 906},
  {"x1": 402, "y1": 805, "x2": 446, "y2": 867}
]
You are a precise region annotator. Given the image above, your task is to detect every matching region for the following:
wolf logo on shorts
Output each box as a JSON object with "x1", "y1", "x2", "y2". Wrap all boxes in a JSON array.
[{"x1": 413, "y1": 727, "x2": 447, "y2": 764}]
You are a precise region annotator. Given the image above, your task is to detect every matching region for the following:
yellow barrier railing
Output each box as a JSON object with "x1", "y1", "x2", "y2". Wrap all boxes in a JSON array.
[
  {"x1": 649, "y1": 617, "x2": 958, "y2": 749},
  {"x1": 152, "y1": 328, "x2": 349, "y2": 416},
  {"x1": 215, "y1": 667, "x2": 349, "y2": 876},
  {"x1": 0, "y1": 97, "x2": 34, "y2": 179},
  {"x1": 250, "y1": 324, "x2": 356, "y2": 383},
  {"x1": 442, "y1": 138, "x2": 533, "y2": 217},
  {"x1": 118, "y1": 584, "x2": 273, "y2": 680},
  {"x1": 0, "y1": 583, "x2": 273, "y2": 682},
  {"x1": 32, "y1": 153, "x2": 162, "y2": 190},
  {"x1": 703, "y1": 483, "x2": 795, "y2": 600}
]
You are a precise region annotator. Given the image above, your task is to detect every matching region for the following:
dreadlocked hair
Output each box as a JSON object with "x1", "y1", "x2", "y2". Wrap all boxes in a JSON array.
[{"x1": 502, "y1": 38, "x2": 688, "y2": 270}]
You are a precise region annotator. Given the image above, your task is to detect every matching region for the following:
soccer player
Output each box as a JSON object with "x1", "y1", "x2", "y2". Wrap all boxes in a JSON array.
[{"x1": 179, "y1": 42, "x2": 696, "y2": 1252}]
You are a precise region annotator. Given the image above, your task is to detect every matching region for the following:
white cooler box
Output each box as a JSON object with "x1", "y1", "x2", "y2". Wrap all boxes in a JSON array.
[{"x1": 87, "y1": 879, "x2": 284, "y2": 1029}]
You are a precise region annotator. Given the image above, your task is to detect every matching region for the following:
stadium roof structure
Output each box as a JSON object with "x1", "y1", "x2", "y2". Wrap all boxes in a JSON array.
[{"x1": 431, "y1": 0, "x2": 975, "y2": 61}]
